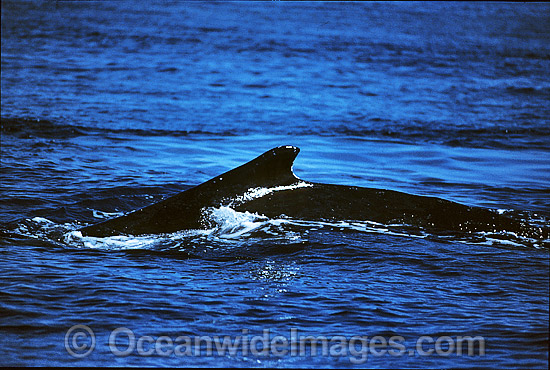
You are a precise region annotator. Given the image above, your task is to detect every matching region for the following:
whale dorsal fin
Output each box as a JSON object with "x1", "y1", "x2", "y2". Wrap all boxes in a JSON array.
[{"x1": 205, "y1": 145, "x2": 301, "y2": 188}]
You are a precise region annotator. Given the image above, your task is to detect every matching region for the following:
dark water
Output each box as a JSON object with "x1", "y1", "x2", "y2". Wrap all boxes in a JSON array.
[{"x1": 1, "y1": 1, "x2": 549, "y2": 368}]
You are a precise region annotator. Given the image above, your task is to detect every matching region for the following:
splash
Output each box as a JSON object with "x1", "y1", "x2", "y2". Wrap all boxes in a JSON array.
[
  {"x1": 200, "y1": 206, "x2": 301, "y2": 241},
  {"x1": 202, "y1": 206, "x2": 270, "y2": 238}
]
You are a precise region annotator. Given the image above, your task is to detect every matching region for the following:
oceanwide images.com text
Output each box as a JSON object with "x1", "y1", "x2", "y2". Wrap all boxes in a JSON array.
[{"x1": 65, "y1": 325, "x2": 485, "y2": 364}]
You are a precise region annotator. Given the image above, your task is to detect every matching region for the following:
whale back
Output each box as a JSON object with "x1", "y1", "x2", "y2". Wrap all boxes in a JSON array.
[{"x1": 80, "y1": 145, "x2": 547, "y2": 241}]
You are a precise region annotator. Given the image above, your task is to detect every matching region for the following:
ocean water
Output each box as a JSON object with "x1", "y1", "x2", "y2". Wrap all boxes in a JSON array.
[{"x1": 1, "y1": 1, "x2": 549, "y2": 368}]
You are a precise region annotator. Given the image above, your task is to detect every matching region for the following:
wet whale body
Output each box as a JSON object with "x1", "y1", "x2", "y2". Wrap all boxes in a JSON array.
[{"x1": 80, "y1": 146, "x2": 545, "y2": 239}]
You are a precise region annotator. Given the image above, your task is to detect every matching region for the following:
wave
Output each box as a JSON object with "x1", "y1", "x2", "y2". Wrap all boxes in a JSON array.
[
  {"x1": 0, "y1": 117, "x2": 239, "y2": 140},
  {"x1": 3, "y1": 117, "x2": 549, "y2": 150}
]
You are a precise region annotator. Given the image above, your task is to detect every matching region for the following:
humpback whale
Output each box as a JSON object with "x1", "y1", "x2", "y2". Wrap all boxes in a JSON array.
[{"x1": 80, "y1": 146, "x2": 545, "y2": 239}]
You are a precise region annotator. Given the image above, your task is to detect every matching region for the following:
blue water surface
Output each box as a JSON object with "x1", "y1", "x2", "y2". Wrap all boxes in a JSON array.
[{"x1": 1, "y1": 1, "x2": 549, "y2": 368}]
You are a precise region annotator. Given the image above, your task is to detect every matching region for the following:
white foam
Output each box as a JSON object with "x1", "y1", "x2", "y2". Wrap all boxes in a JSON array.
[
  {"x1": 63, "y1": 228, "x2": 211, "y2": 250},
  {"x1": 16, "y1": 217, "x2": 76, "y2": 241},
  {"x1": 30, "y1": 217, "x2": 56, "y2": 225},
  {"x1": 281, "y1": 218, "x2": 428, "y2": 239},
  {"x1": 65, "y1": 230, "x2": 151, "y2": 249},
  {"x1": 91, "y1": 209, "x2": 125, "y2": 219}
]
